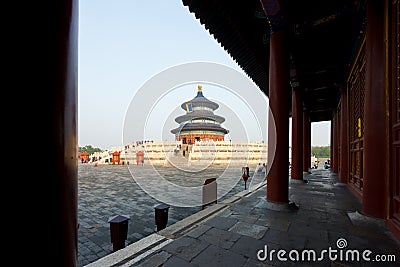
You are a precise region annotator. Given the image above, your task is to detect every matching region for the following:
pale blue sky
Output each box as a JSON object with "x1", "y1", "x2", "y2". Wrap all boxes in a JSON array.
[{"x1": 78, "y1": 0, "x2": 331, "y2": 150}]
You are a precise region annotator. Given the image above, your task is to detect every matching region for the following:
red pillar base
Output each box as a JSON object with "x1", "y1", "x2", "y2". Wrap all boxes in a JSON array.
[{"x1": 261, "y1": 198, "x2": 299, "y2": 210}]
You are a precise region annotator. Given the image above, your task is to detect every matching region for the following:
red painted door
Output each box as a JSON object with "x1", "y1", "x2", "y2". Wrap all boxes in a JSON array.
[{"x1": 391, "y1": 0, "x2": 400, "y2": 227}]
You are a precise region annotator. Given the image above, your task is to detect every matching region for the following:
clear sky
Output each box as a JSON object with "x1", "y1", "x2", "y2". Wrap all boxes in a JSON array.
[{"x1": 78, "y1": 0, "x2": 331, "y2": 150}]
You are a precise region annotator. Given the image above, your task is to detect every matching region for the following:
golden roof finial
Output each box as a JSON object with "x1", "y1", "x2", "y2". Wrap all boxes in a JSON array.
[{"x1": 198, "y1": 85, "x2": 202, "y2": 92}]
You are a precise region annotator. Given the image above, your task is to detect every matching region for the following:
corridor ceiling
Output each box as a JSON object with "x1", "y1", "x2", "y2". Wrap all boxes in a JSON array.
[{"x1": 182, "y1": 0, "x2": 365, "y2": 122}]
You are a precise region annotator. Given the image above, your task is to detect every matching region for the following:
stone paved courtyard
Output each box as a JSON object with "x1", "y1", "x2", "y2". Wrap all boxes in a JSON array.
[
  {"x1": 78, "y1": 163, "x2": 262, "y2": 266},
  {"x1": 82, "y1": 167, "x2": 400, "y2": 267}
]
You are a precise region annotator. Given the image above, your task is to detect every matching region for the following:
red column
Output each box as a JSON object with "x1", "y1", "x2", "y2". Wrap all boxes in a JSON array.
[
  {"x1": 308, "y1": 119, "x2": 311, "y2": 169},
  {"x1": 27, "y1": 1, "x2": 79, "y2": 265},
  {"x1": 303, "y1": 109, "x2": 310, "y2": 173},
  {"x1": 302, "y1": 110, "x2": 311, "y2": 172},
  {"x1": 339, "y1": 89, "x2": 349, "y2": 183},
  {"x1": 54, "y1": 1, "x2": 78, "y2": 265},
  {"x1": 330, "y1": 119, "x2": 334, "y2": 169},
  {"x1": 333, "y1": 112, "x2": 339, "y2": 173},
  {"x1": 18, "y1": 2, "x2": 79, "y2": 266},
  {"x1": 267, "y1": 30, "x2": 290, "y2": 203},
  {"x1": 363, "y1": 0, "x2": 389, "y2": 218},
  {"x1": 291, "y1": 89, "x2": 303, "y2": 180}
]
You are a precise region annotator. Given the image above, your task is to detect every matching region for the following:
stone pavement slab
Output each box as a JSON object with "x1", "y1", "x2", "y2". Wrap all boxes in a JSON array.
[
  {"x1": 84, "y1": 168, "x2": 400, "y2": 267},
  {"x1": 162, "y1": 236, "x2": 209, "y2": 262},
  {"x1": 191, "y1": 244, "x2": 248, "y2": 267}
]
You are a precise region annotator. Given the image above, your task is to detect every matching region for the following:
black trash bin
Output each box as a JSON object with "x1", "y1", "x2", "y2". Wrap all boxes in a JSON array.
[
  {"x1": 154, "y1": 203, "x2": 170, "y2": 231},
  {"x1": 108, "y1": 215, "x2": 130, "y2": 252}
]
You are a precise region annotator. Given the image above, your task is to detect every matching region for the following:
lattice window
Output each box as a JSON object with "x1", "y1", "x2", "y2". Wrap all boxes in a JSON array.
[
  {"x1": 349, "y1": 50, "x2": 366, "y2": 139},
  {"x1": 348, "y1": 40, "x2": 366, "y2": 195}
]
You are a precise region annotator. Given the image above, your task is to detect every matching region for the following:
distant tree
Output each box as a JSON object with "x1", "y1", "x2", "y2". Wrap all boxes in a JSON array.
[
  {"x1": 311, "y1": 146, "x2": 330, "y2": 158},
  {"x1": 79, "y1": 145, "x2": 103, "y2": 155}
]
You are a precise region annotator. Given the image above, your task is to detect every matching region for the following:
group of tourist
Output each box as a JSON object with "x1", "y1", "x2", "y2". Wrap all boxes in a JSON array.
[{"x1": 256, "y1": 163, "x2": 267, "y2": 174}]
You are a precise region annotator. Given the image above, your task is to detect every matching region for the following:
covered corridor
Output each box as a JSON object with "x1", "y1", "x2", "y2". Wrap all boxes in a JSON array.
[{"x1": 181, "y1": 0, "x2": 400, "y2": 241}]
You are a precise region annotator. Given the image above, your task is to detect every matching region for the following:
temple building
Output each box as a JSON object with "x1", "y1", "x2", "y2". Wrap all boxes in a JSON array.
[{"x1": 171, "y1": 85, "x2": 229, "y2": 144}]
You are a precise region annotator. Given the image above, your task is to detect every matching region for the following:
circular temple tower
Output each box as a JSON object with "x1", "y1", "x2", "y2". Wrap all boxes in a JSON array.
[{"x1": 171, "y1": 85, "x2": 229, "y2": 144}]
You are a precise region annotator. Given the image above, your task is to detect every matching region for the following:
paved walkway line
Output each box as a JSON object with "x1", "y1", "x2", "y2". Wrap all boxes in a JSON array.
[{"x1": 85, "y1": 234, "x2": 167, "y2": 267}]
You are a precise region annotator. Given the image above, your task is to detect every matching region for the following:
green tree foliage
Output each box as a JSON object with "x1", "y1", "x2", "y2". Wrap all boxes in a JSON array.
[
  {"x1": 79, "y1": 145, "x2": 103, "y2": 155},
  {"x1": 311, "y1": 146, "x2": 330, "y2": 158}
]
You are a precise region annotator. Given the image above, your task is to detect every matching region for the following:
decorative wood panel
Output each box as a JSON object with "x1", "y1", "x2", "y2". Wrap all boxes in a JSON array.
[
  {"x1": 391, "y1": 0, "x2": 400, "y2": 225},
  {"x1": 348, "y1": 40, "x2": 366, "y2": 196},
  {"x1": 337, "y1": 102, "x2": 341, "y2": 173}
]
